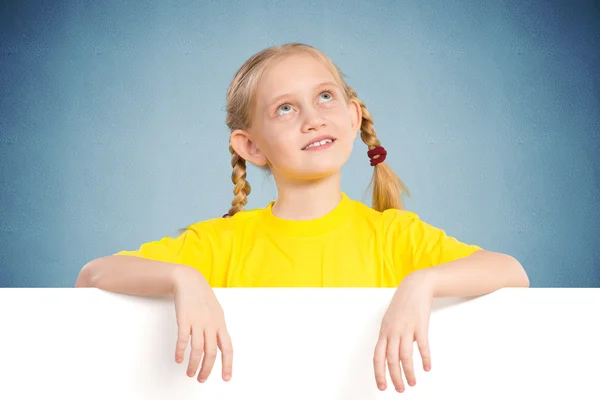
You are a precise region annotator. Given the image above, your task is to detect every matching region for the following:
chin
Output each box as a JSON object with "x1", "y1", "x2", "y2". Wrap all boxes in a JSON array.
[
  {"x1": 297, "y1": 162, "x2": 346, "y2": 181},
  {"x1": 282, "y1": 150, "x2": 351, "y2": 181}
]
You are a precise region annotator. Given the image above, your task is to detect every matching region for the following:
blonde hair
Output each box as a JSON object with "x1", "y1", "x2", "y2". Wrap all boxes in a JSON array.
[{"x1": 223, "y1": 43, "x2": 409, "y2": 217}]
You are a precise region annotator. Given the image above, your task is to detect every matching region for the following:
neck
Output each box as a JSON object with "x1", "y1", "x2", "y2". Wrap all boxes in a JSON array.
[{"x1": 271, "y1": 172, "x2": 343, "y2": 220}]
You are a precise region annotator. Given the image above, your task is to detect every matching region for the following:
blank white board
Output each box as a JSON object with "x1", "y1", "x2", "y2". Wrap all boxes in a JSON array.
[{"x1": 0, "y1": 288, "x2": 598, "y2": 399}]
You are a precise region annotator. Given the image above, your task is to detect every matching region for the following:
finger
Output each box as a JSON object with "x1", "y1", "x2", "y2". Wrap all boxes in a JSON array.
[
  {"x1": 386, "y1": 338, "x2": 405, "y2": 393},
  {"x1": 373, "y1": 338, "x2": 388, "y2": 390},
  {"x1": 416, "y1": 329, "x2": 432, "y2": 372},
  {"x1": 400, "y1": 334, "x2": 416, "y2": 387},
  {"x1": 217, "y1": 328, "x2": 233, "y2": 381},
  {"x1": 187, "y1": 326, "x2": 204, "y2": 378},
  {"x1": 175, "y1": 322, "x2": 190, "y2": 364},
  {"x1": 198, "y1": 330, "x2": 218, "y2": 383}
]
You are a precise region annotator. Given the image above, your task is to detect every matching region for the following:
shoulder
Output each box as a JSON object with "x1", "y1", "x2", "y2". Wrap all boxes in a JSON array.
[
  {"x1": 184, "y1": 206, "x2": 264, "y2": 237},
  {"x1": 350, "y1": 198, "x2": 421, "y2": 230}
]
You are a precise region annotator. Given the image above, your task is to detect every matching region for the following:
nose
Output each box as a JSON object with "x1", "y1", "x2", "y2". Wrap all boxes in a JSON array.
[{"x1": 301, "y1": 107, "x2": 326, "y2": 133}]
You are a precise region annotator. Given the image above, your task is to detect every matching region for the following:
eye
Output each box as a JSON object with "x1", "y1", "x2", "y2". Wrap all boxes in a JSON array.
[
  {"x1": 318, "y1": 90, "x2": 334, "y2": 103},
  {"x1": 276, "y1": 103, "x2": 293, "y2": 116}
]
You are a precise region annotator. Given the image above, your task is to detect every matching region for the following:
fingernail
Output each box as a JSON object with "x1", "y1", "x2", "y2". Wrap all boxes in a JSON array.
[
  {"x1": 378, "y1": 384, "x2": 385, "y2": 390},
  {"x1": 199, "y1": 378, "x2": 206, "y2": 383},
  {"x1": 224, "y1": 374, "x2": 231, "y2": 380}
]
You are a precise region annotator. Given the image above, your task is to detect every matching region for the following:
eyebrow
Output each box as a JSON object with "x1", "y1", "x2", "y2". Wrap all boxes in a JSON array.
[{"x1": 266, "y1": 80, "x2": 339, "y2": 107}]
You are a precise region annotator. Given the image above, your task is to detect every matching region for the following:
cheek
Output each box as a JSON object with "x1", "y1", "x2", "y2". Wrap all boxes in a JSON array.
[
  {"x1": 261, "y1": 131, "x2": 297, "y2": 157},
  {"x1": 331, "y1": 113, "x2": 355, "y2": 135},
  {"x1": 327, "y1": 104, "x2": 350, "y2": 121}
]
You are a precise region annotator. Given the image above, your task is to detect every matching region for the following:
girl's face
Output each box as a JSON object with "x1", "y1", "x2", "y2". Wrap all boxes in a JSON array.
[{"x1": 231, "y1": 52, "x2": 362, "y2": 182}]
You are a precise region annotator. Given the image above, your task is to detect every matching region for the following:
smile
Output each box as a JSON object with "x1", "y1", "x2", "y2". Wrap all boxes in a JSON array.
[{"x1": 302, "y1": 137, "x2": 337, "y2": 151}]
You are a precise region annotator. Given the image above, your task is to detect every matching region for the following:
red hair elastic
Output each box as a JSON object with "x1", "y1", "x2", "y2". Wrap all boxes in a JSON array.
[{"x1": 367, "y1": 146, "x2": 387, "y2": 166}]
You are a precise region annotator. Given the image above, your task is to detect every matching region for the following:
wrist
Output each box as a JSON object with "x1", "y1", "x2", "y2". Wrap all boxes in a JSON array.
[
  {"x1": 171, "y1": 264, "x2": 210, "y2": 294},
  {"x1": 407, "y1": 268, "x2": 437, "y2": 297}
]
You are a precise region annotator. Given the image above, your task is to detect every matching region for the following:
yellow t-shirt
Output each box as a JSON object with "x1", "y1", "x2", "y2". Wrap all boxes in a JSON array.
[{"x1": 114, "y1": 193, "x2": 482, "y2": 287}]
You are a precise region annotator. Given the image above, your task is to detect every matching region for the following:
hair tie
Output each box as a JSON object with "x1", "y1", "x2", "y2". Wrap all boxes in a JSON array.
[{"x1": 367, "y1": 146, "x2": 387, "y2": 166}]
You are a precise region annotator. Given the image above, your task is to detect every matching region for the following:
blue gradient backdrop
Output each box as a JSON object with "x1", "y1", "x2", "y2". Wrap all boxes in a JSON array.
[{"x1": 1, "y1": 0, "x2": 599, "y2": 287}]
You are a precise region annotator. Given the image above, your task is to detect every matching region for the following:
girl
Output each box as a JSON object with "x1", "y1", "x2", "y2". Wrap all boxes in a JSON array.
[{"x1": 76, "y1": 43, "x2": 529, "y2": 393}]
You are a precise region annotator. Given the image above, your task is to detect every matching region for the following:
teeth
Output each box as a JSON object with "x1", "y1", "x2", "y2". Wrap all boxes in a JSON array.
[{"x1": 305, "y1": 139, "x2": 333, "y2": 149}]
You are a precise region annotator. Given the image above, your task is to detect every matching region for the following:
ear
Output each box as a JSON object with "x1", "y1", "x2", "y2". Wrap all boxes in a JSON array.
[
  {"x1": 348, "y1": 98, "x2": 362, "y2": 139},
  {"x1": 230, "y1": 129, "x2": 268, "y2": 167}
]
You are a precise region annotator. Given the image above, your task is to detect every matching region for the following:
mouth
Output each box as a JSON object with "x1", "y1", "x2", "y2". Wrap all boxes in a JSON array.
[{"x1": 301, "y1": 136, "x2": 337, "y2": 151}]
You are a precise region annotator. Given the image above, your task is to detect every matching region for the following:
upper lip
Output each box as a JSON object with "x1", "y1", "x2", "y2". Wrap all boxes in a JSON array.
[{"x1": 301, "y1": 135, "x2": 336, "y2": 150}]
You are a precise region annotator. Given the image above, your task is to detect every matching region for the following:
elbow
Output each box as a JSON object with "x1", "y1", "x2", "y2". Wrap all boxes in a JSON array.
[
  {"x1": 75, "y1": 259, "x2": 102, "y2": 288},
  {"x1": 508, "y1": 255, "x2": 530, "y2": 288}
]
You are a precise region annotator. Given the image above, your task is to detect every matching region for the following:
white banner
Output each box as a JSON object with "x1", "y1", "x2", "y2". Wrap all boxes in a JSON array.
[{"x1": 0, "y1": 288, "x2": 597, "y2": 399}]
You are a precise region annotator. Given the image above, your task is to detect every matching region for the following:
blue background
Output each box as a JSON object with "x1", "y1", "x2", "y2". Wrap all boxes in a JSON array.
[{"x1": 1, "y1": 0, "x2": 598, "y2": 287}]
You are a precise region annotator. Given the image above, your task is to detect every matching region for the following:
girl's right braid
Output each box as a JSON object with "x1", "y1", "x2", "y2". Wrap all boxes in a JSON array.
[{"x1": 226, "y1": 144, "x2": 251, "y2": 217}]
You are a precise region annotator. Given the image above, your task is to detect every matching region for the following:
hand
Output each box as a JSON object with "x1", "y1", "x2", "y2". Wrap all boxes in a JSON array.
[
  {"x1": 172, "y1": 266, "x2": 233, "y2": 383},
  {"x1": 374, "y1": 270, "x2": 434, "y2": 392}
]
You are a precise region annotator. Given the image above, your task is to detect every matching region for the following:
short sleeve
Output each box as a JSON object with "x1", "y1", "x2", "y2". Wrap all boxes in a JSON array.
[
  {"x1": 385, "y1": 210, "x2": 483, "y2": 276},
  {"x1": 114, "y1": 224, "x2": 219, "y2": 281}
]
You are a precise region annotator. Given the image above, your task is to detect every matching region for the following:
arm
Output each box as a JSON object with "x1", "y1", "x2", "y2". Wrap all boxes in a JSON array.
[
  {"x1": 418, "y1": 249, "x2": 530, "y2": 298},
  {"x1": 77, "y1": 255, "x2": 232, "y2": 383},
  {"x1": 75, "y1": 255, "x2": 210, "y2": 295},
  {"x1": 375, "y1": 249, "x2": 529, "y2": 392},
  {"x1": 376, "y1": 212, "x2": 529, "y2": 392},
  {"x1": 386, "y1": 210, "x2": 528, "y2": 297},
  {"x1": 76, "y1": 222, "x2": 223, "y2": 294}
]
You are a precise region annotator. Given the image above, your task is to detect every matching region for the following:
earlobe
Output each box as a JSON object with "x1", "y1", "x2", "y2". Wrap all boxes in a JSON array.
[{"x1": 230, "y1": 129, "x2": 268, "y2": 167}]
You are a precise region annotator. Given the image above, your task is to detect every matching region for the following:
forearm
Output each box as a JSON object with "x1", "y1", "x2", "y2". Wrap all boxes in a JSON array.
[
  {"x1": 75, "y1": 255, "x2": 207, "y2": 296},
  {"x1": 422, "y1": 250, "x2": 530, "y2": 298}
]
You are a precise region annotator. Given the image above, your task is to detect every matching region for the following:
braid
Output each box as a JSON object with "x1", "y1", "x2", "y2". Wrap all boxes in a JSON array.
[
  {"x1": 348, "y1": 88, "x2": 409, "y2": 211},
  {"x1": 226, "y1": 144, "x2": 251, "y2": 217},
  {"x1": 356, "y1": 98, "x2": 381, "y2": 149}
]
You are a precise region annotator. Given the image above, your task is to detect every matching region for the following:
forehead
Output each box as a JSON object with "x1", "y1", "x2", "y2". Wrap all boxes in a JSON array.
[{"x1": 256, "y1": 53, "x2": 338, "y2": 100}]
